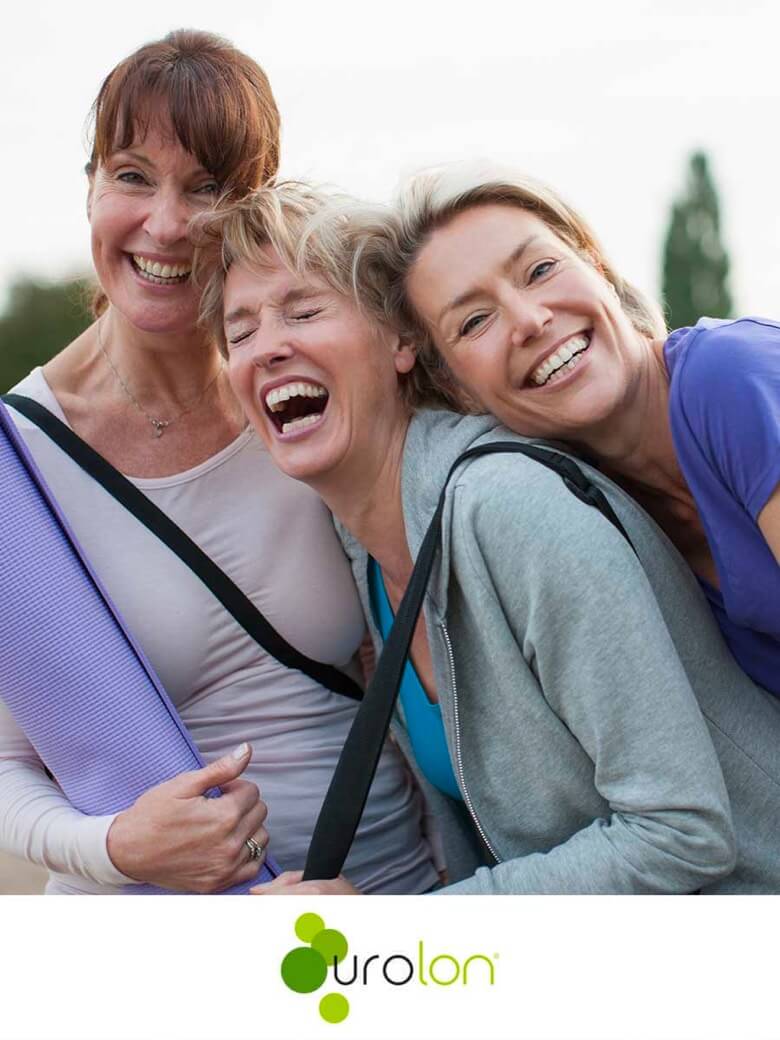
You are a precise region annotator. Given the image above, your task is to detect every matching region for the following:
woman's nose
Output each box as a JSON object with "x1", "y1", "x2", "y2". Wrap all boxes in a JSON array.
[
  {"x1": 143, "y1": 189, "x2": 190, "y2": 247},
  {"x1": 250, "y1": 332, "x2": 295, "y2": 369},
  {"x1": 507, "y1": 293, "x2": 554, "y2": 347}
]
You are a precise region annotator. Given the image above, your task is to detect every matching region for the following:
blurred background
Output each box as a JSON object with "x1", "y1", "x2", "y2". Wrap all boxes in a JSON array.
[{"x1": 0, "y1": 0, "x2": 776, "y2": 887}]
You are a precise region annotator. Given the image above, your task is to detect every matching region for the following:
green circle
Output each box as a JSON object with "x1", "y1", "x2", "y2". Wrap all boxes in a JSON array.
[
  {"x1": 311, "y1": 928, "x2": 348, "y2": 966},
  {"x1": 280, "y1": 946, "x2": 327, "y2": 993},
  {"x1": 319, "y1": 993, "x2": 350, "y2": 1024},
  {"x1": 295, "y1": 912, "x2": 325, "y2": 944}
]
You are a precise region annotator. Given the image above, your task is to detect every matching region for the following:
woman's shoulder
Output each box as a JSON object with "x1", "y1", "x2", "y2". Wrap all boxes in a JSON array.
[
  {"x1": 665, "y1": 316, "x2": 780, "y2": 394},
  {"x1": 665, "y1": 317, "x2": 780, "y2": 519},
  {"x1": 6, "y1": 367, "x2": 67, "y2": 419}
]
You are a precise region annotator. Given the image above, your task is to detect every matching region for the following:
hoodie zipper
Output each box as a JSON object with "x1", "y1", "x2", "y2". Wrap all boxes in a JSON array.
[{"x1": 439, "y1": 619, "x2": 500, "y2": 864}]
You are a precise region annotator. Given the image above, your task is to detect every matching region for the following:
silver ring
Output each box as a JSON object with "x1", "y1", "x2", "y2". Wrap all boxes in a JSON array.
[{"x1": 245, "y1": 837, "x2": 264, "y2": 861}]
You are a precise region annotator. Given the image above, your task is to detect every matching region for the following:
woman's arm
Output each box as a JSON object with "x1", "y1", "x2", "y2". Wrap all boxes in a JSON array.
[
  {"x1": 0, "y1": 699, "x2": 132, "y2": 886},
  {"x1": 441, "y1": 460, "x2": 737, "y2": 894},
  {"x1": 0, "y1": 699, "x2": 268, "y2": 892}
]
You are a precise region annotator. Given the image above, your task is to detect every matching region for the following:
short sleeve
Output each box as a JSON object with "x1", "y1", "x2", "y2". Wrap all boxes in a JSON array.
[{"x1": 666, "y1": 318, "x2": 780, "y2": 519}]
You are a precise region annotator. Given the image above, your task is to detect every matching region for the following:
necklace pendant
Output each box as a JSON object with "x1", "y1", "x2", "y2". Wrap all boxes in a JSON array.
[{"x1": 151, "y1": 419, "x2": 169, "y2": 438}]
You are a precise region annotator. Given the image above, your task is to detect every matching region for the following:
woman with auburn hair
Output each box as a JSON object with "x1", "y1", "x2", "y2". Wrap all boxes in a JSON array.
[
  {"x1": 193, "y1": 183, "x2": 780, "y2": 895},
  {"x1": 0, "y1": 32, "x2": 437, "y2": 896},
  {"x1": 365, "y1": 163, "x2": 778, "y2": 699}
]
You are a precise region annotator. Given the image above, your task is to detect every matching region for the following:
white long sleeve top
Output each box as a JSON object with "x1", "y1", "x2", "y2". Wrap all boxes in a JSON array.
[{"x1": 0, "y1": 369, "x2": 436, "y2": 895}]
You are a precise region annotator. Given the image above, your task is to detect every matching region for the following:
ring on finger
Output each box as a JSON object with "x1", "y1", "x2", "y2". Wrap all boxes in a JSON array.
[{"x1": 245, "y1": 836, "x2": 264, "y2": 861}]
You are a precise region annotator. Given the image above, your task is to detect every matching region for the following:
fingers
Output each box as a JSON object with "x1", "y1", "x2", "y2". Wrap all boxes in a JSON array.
[
  {"x1": 250, "y1": 872, "x2": 360, "y2": 896},
  {"x1": 220, "y1": 778, "x2": 266, "y2": 819},
  {"x1": 238, "y1": 803, "x2": 269, "y2": 844},
  {"x1": 250, "y1": 870, "x2": 304, "y2": 894},
  {"x1": 172, "y1": 742, "x2": 252, "y2": 798}
]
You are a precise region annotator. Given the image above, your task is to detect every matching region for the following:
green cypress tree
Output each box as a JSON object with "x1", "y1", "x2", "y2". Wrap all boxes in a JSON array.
[{"x1": 661, "y1": 151, "x2": 733, "y2": 329}]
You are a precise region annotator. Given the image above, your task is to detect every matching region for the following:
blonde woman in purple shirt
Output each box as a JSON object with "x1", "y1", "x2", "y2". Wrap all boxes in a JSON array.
[{"x1": 365, "y1": 165, "x2": 780, "y2": 696}]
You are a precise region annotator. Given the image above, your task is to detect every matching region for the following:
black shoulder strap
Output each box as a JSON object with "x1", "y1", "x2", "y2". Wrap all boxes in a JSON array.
[
  {"x1": 3, "y1": 393, "x2": 363, "y2": 703},
  {"x1": 304, "y1": 440, "x2": 636, "y2": 879}
]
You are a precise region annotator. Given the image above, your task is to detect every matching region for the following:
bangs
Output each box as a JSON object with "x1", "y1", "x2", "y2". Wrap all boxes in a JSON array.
[{"x1": 88, "y1": 31, "x2": 279, "y2": 196}]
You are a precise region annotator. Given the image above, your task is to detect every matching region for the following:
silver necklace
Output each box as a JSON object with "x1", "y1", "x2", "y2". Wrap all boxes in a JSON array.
[{"x1": 97, "y1": 319, "x2": 224, "y2": 438}]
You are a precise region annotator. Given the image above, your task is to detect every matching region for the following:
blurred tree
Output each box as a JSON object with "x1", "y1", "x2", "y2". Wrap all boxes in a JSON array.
[
  {"x1": 0, "y1": 276, "x2": 93, "y2": 392},
  {"x1": 662, "y1": 151, "x2": 733, "y2": 329}
]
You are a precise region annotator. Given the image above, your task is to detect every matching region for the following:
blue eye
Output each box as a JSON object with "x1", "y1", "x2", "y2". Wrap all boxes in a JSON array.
[
  {"x1": 529, "y1": 260, "x2": 557, "y2": 282},
  {"x1": 117, "y1": 171, "x2": 146, "y2": 186},
  {"x1": 195, "y1": 182, "x2": 220, "y2": 196},
  {"x1": 460, "y1": 313, "x2": 488, "y2": 336}
]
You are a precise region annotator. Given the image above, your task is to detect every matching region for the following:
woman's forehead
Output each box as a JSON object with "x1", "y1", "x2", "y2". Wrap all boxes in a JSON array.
[{"x1": 225, "y1": 257, "x2": 329, "y2": 307}]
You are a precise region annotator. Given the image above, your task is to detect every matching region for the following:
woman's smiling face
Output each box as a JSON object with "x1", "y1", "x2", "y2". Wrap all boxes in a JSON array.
[
  {"x1": 224, "y1": 253, "x2": 416, "y2": 486},
  {"x1": 405, "y1": 203, "x2": 646, "y2": 442},
  {"x1": 88, "y1": 121, "x2": 219, "y2": 335}
]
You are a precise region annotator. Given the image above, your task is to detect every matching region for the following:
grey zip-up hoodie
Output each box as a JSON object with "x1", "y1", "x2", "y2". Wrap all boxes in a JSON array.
[{"x1": 339, "y1": 411, "x2": 780, "y2": 894}]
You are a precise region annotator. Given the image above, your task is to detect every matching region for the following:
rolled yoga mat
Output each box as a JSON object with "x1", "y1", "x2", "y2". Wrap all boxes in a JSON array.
[{"x1": 0, "y1": 400, "x2": 277, "y2": 892}]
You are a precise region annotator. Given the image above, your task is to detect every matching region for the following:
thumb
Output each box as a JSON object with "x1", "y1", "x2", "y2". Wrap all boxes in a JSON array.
[{"x1": 174, "y1": 742, "x2": 252, "y2": 798}]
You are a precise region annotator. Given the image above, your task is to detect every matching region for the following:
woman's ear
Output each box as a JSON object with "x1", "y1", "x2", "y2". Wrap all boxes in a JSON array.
[{"x1": 389, "y1": 334, "x2": 417, "y2": 375}]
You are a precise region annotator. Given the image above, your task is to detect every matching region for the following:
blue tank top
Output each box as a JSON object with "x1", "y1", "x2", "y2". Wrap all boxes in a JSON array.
[{"x1": 367, "y1": 559, "x2": 462, "y2": 800}]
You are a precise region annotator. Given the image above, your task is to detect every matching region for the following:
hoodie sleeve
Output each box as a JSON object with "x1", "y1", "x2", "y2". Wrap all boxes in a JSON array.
[{"x1": 441, "y1": 459, "x2": 736, "y2": 895}]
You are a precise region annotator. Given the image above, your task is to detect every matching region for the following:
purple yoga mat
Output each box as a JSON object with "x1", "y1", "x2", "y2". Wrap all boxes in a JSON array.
[{"x1": 0, "y1": 400, "x2": 277, "y2": 892}]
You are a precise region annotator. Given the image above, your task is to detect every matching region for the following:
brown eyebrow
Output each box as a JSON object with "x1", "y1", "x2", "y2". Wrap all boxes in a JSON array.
[
  {"x1": 224, "y1": 287, "x2": 326, "y2": 327},
  {"x1": 436, "y1": 235, "x2": 540, "y2": 325},
  {"x1": 110, "y1": 149, "x2": 211, "y2": 179},
  {"x1": 112, "y1": 150, "x2": 154, "y2": 168}
]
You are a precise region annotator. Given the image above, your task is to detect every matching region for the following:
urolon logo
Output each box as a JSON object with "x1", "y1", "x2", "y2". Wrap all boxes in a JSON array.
[{"x1": 280, "y1": 912, "x2": 498, "y2": 1026}]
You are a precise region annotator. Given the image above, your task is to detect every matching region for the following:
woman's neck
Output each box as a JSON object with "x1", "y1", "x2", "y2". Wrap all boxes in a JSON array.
[
  {"x1": 95, "y1": 309, "x2": 223, "y2": 409},
  {"x1": 314, "y1": 414, "x2": 415, "y2": 588},
  {"x1": 43, "y1": 307, "x2": 244, "y2": 478},
  {"x1": 575, "y1": 339, "x2": 686, "y2": 500},
  {"x1": 572, "y1": 338, "x2": 710, "y2": 561}
]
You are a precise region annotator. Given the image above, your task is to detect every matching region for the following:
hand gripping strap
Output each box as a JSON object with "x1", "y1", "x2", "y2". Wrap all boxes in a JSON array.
[
  {"x1": 3, "y1": 394, "x2": 363, "y2": 703},
  {"x1": 303, "y1": 441, "x2": 635, "y2": 880},
  {"x1": 0, "y1": 398, "x2": 277, "y2": 892}
]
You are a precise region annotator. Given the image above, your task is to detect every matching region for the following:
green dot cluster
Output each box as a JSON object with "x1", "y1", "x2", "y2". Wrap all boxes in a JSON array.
[{"x1": 280, "y1": 912, "x2": 350, "y2": 1023}]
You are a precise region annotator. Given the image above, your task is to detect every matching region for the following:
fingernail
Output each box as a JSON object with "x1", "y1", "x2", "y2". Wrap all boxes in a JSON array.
[{"x1": 232, "y1": 742, "x2": 250, "y2": 760}]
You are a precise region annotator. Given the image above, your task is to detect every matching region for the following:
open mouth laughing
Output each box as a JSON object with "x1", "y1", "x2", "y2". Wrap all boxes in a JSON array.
[
  {"x1": 131, "y1": 254, "x2": 192, "y2": 286},
  {"x1": 264, "y1": 380, "x2": 330, "y2": 436},
  {"x1": 528, "y1": 332, "x2": 592, "y2": 388}
]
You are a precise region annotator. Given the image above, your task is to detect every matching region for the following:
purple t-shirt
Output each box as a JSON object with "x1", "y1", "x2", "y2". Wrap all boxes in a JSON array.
[{"x1": 664, "y1": 317, "x2": 780, "y2": 696}]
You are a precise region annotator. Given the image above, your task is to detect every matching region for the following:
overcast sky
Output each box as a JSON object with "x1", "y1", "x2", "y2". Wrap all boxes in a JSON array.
[{"x1": 2, "y1": 0, "x2": 778, "y2": 320}]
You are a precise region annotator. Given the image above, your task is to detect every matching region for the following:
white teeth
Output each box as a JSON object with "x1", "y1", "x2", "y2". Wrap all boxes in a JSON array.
[
  {"x1": 265, "y1": 382, "x2": 327, "y2": 412},
  {"x1": 132, "y1": 255, "x2": 192, "y2": 279},
  {"x1": 281, "y1": 413, "x2": 321, "y2": 434},
  {"x1": 530, "y1": 334, "x2": 590, "y2": 387}
]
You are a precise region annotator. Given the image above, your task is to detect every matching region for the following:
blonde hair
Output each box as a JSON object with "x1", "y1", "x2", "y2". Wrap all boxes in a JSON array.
[
  {"x1": 351, "y1": 162, "x2": 667, "y2": 405},
  {"x1": 193, "y1": 181, "x2": 467, "y2": 410}
]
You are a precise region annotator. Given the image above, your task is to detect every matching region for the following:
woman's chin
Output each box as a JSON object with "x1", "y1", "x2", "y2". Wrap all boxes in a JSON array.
[
  {"x1": 265, "y1": 430, "x2": 340, "y2": 486},
  {"x1": 492, "y1": 383, "x2": 623, "y2": 442},
  {"x1": 103, "y1": 283, "x2": 201, "y2": 337}
]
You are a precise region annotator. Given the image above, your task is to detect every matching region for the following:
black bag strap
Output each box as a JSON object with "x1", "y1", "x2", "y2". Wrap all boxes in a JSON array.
[
  {"x1": 304, "y1": 440, "x2": 636, "y2": 879},
  {"x1": 3, "y1": 393, "x2": 364, "y2": 703}
]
